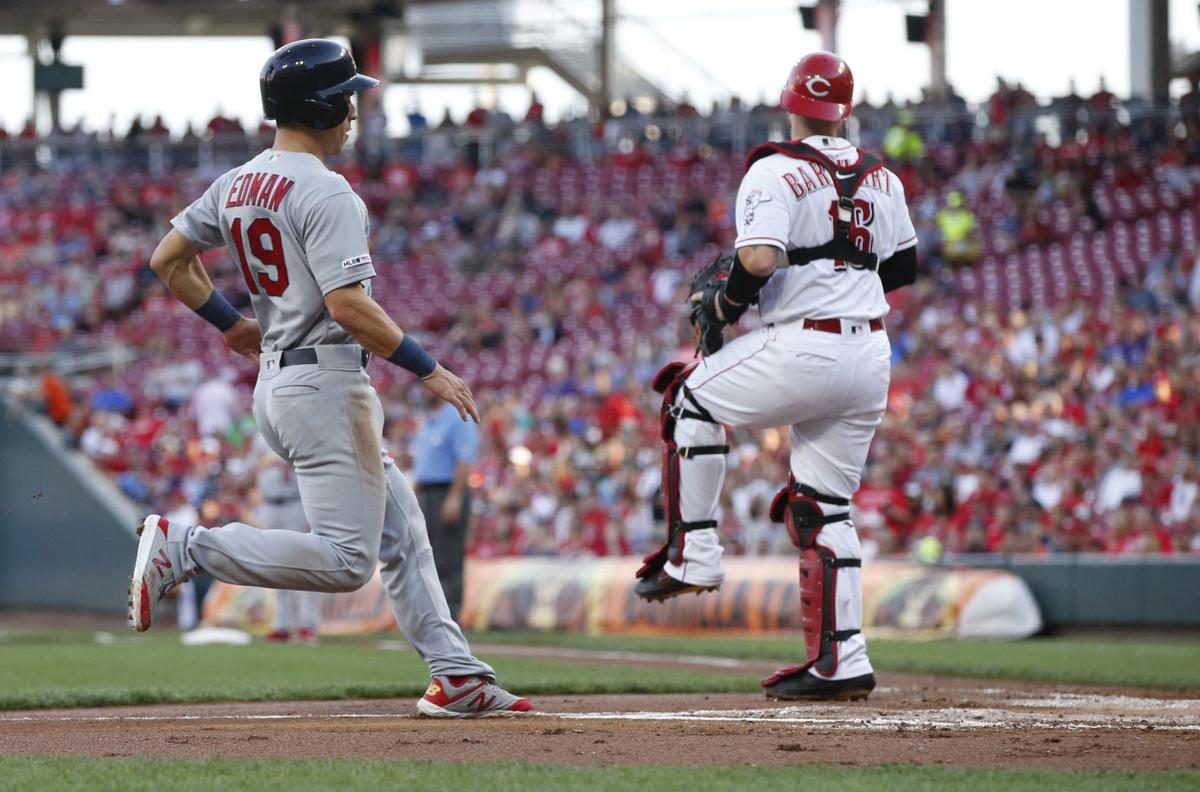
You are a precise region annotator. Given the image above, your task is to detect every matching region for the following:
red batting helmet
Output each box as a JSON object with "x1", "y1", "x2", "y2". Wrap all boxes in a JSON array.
[{"x1": 780, "y1": 51, "x2": 854, "y2": 122}]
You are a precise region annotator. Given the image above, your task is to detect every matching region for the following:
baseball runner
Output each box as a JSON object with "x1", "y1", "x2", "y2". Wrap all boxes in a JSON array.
[
  {"x1": 130, "y1": 39, "x2": 532, "y2": 717},
  {"x1": 635, "y1": 52, "x2": 918, "y2": 702},
  {"x1": 253, "y1": 437, "x2": 319, "y2": 644}
]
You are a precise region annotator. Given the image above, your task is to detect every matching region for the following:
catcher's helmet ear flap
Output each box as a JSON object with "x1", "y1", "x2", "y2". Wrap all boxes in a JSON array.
[
  {"x1": 260, "y1": 38, "x2": 379, "y2": 131},
  {"x1": 780, "y1": 51, "x2": 854, "y2": 122}
]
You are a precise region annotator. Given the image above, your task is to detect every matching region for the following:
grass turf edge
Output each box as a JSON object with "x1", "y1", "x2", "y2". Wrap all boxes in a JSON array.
[{"x1": 1, "y1": 757, "x2": 1198, "y2": 792}]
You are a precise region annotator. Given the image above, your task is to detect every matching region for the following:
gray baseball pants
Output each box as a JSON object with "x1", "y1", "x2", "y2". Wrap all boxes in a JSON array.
[
  {"x1": 180, "y1": 345, "x2": 493, "y2": 678},
  {"x1": 258, "y1": 497, "x2": 319, "y2": 633}
]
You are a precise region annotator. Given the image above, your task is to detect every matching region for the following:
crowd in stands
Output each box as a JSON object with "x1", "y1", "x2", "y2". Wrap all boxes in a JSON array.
[{"x1": 3, "y1": 79, "x2": 1199, "y2": 560}]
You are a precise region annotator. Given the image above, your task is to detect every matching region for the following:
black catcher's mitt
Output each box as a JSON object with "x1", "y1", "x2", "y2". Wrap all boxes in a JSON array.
[{"x1": 688, "y1": 251, "x2": 747, "y2": 357}]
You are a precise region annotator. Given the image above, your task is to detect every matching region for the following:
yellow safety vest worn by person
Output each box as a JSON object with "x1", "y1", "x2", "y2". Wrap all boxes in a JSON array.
[
  {"x1": 882, "y1": 110, "x2": 925, "y2": 162},
  {"x1": 912, "y1": 534, "x2": 943, "y2": 565},
  {"x1": 937, "y1": 191, "x2": 975, "y2": 242}
]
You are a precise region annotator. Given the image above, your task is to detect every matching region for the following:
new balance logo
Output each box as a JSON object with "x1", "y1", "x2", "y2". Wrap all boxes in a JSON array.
[
  {"x1": 470, "y1": 692, "x2": 497, "y2": 711},
  {"x1": 151, "y1": 549, "x2": 172, "y2": 577}
]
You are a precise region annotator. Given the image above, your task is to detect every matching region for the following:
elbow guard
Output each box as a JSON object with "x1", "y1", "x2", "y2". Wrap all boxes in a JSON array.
[
  {"x1": 878, "y1": 246, "x2": 917, "y2": 293},
  {"x1": 723, "y1": 250, "x2": 773, "y2": 306}
]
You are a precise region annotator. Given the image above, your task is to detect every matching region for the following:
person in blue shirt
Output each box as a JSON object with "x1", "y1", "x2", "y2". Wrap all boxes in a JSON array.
[{"x1": 413, "y1": 394, "x2": 481, "y2": 618}]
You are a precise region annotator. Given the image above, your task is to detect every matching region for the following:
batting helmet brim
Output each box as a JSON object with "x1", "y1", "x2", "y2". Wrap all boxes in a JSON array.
[
  {"x1": 317, "y1": 73, "x2": 380, "y2": 98},
  {"x1": 780, "y1": 91, "x2": 851, "y2": 122}
]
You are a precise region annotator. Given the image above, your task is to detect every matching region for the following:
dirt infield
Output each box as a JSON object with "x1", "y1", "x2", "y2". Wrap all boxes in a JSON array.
[{"x1": 3, "y1": 671, "x2": 1197, "y2": 770}]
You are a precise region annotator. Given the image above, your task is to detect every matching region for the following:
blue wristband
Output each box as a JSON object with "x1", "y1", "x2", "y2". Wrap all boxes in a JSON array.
[
  {"x1": 193, "y1": 289, "x2": 242, "y2": 332},
  {"x1": 387, "y1": 334, "x2": 437, "y2": 378}
]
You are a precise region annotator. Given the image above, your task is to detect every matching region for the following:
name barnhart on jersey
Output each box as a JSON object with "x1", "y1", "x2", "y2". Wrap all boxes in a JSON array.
[
  {"x1": 225, "y1": 172, "x2": 296, "y2": 211},
  {"x1": 341, "y1": 254, "x2": 372, "y2": 269},
  {"x1": 780, "y1": 161, "x2": 892, "y2": 200}
]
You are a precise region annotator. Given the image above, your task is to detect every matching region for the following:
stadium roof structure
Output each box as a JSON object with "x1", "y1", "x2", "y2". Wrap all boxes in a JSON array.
[
  {"x1": 1, "y1": 0, "x2": 400, "y2": 38},
  {"x1": 6, "y1": 0, "x2": 669, "y2": 111}
]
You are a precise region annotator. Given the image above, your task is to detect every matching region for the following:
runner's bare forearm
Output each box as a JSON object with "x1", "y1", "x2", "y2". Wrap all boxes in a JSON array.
[{"x1": 149, "y1": 228, "x2": 216, "y2": 310}]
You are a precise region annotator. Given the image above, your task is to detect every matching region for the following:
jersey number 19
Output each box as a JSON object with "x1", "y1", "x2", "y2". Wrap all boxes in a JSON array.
[{"x1": 231, "y1": 217, "x2": 290, "y2": 297}]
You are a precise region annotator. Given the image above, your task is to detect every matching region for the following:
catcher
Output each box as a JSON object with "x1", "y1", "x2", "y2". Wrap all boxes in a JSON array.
[{"x1": 634, "y1": 51, "x2": 918, "y2": 702}]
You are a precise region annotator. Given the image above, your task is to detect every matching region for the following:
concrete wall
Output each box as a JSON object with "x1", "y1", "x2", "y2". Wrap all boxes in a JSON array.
[
  {"x1": 0, "y1": 401, "x2": 136, "y2": 612},
  {"x1": 945, "y1": 554, "x2": 1200, "y2": 629}
]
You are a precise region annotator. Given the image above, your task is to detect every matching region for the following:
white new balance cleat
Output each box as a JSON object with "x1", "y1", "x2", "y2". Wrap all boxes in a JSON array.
[
  {"x1": 417, "y1": 675, "x2": 535, "y2": 718},
  {"x1": 128, "y1": 514, "x2": 181, "y2": 632}
]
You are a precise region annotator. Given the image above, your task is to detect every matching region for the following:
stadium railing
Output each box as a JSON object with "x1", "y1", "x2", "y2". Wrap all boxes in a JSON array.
[{"x1": 0, "y1": 102, "x2": 1182, "y2": 173}]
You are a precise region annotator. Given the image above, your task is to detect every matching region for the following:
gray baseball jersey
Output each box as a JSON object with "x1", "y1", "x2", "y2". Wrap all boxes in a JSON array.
[{"x1": 172, "y1": 150, "x2": 376, "y2": 353}]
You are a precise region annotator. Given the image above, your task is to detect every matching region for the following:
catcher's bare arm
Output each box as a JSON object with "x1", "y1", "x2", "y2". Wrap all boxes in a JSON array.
[{"x1": 149, "y1": 227, "x2": 262, "y2": 363}]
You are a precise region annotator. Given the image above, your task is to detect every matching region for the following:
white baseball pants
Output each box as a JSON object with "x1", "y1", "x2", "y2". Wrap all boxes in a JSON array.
[{"x1": 665, "y1": 320, "x2": 891, "y2": 680}]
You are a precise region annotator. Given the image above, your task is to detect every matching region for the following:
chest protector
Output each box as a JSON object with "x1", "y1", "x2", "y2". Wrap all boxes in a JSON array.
[{"x1": 744, "y1": 141, "x2": 884, "y2": 272}]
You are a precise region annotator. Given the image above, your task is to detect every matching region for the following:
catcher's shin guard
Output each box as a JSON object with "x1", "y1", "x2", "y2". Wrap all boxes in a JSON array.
[
  {"x1": 636, "y1": 362, "x2": 728, "y2": 592},
  {"x1": 765, "y1": 476, "x2": 860, "y2": 678}
]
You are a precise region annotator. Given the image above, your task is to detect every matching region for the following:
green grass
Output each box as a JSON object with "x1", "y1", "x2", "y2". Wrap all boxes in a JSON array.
[
  {"x1": 0, "y1": 628, "x2": 1196, "y2": 710},
  {"x1": 1, "y1": 758, "x2": 1197, "y2": 792},
  {"x1": 469, "y1": 631, "x2": 1200, "y2": 690},
  {"x1": 0, "y1": 630, "x2": 757, "y2": 710}
]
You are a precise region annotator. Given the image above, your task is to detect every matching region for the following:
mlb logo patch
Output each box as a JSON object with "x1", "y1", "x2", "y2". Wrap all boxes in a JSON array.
[{"x1": 341, "y1": 254, "x2": 372, "y2": 269}]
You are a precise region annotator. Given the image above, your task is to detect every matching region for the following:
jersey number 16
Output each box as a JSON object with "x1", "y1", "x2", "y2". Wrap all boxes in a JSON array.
[
  {"x1": 826, "y1": 199, "x2": 874, "y2": 272},
  {"x1": 231, "y1": 217, "x2": 290, "y2": 297}
]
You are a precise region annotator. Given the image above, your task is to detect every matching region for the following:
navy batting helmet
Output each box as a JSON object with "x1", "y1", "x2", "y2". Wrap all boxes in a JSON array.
[{"x1": 260, "y1": 39, "x2": 379, "y2": 130}]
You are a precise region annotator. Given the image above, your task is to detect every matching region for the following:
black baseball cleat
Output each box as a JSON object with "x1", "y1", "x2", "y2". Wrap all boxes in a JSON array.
[
  {"x1": 635, "y1": 570, "x2": 720, "y2": 602},
  {"x1": 762, "y1": 670, "x2": 876, "y2": 702}
]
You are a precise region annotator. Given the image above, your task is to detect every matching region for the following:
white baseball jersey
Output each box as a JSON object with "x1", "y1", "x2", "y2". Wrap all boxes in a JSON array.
[
  {"x1": 172, "y1": 150, "x2": 376, "y2": 353},
  {"x1": 734, "y1": 135, "x2": 917, "y2": 324}
]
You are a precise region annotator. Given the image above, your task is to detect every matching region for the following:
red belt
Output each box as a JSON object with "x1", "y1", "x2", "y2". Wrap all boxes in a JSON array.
[{"x1": 802, "y1": 317, "x2": 885, "y2": 334}]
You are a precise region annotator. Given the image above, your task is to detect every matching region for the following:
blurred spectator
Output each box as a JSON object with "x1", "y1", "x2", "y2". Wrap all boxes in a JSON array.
[
  {"x1": 882, "y1": 109, "x2": 925, "y2": 163},
  {"x1": 41, "y1": 366, "x2": 74, "y2": 426},
  {"x1": 1091, "y1": 76, "x2": 1116, "y2": 112},
  {"x1": 207, "y1": 109, "x2": 243, "y2": 136},
  {"x1": 465, "y1": 103, "x2": 489, "y2": 128},
  {"x1": 91, "y1": 374, "x2": 134, "y2": 417},
  {"x1": 190, "y1": 368, "x2": 241, "y2": 439},
  {"x1": 147, "y1": 115, "x2": 170, "y2": 138},
  {"x1": 1055, "y1": 79, "x2": 1085, "y2": 138},
  {"x1": 414, "y1": 392, "x2": 481, "y2": 618},
  {"x1": 407, "y1": 106, "x2": 428, "y2": 133},
  {"x1": 935, "y1": 191, "x2": 980, "y2": 266},
  {"x1": 524, "y1": 92, "x2": 545, "y2": 124}
]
